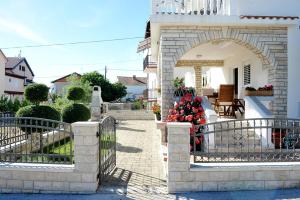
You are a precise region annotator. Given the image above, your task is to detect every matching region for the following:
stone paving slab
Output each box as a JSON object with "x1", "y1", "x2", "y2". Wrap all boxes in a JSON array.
[{"x1": 98, "y1": 120, "x2": 168, "y2": 197}]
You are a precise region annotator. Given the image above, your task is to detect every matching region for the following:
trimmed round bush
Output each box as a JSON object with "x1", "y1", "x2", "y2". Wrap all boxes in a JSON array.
[
  {"x1": 16, "y1": 105, "x2": 61, "y2": 121},
  {"x1": 25, "y1": 83, "x2": 49, "y2": 104},
  {"x1": 16, "y1": 105, "x2": 61, "y2": 133},
  {"x1": 67, "y1": 86, "x2": 85, "y2": 101},
  {"x1": 62, "y1": 103, "x2": 91, "y2": 123}
]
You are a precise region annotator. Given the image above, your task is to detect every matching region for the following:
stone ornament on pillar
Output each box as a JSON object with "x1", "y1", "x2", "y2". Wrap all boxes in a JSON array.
[{"x1": 91, "y1": 86, "x2": 103, "y2": 121}]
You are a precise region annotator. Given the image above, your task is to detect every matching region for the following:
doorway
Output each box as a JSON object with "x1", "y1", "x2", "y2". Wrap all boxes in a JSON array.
[{"x1": 234, "y1": 68, "x2": 238, "y2": 95}]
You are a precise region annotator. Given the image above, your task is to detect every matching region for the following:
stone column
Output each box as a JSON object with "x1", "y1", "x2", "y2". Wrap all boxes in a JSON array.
[
  {"x1": 167, "y1": 122, "x2": 192, "y2": 193},
  {"x1": 268, "y1": 58, "x2": 288, "y2": 118},
  {"x1": 160, "y1": 38, "x2": 175, "y2": 121},
  {"x1": 72, "y1": 122, "x2": 99, "y2": 193},
  {"x1": 194, "y1": 65, "x2": 203, "y2": 96}
]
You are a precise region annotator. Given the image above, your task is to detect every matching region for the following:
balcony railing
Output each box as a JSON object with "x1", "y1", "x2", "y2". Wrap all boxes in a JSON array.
[
  {"x1": 143, "y1": 55, "x2": 157, "y2": 71},
  {"x1": 153, "y1": 0, "x2": 229, "y2": 15}
]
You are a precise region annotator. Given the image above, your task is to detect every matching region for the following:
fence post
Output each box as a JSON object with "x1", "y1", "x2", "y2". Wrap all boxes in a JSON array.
[
  {"x1": 71, "y1": 122, "x2": 99, "y2": 193},
  {"x1": 167, "y1": 122, "x2": 192, "y2": 193}
]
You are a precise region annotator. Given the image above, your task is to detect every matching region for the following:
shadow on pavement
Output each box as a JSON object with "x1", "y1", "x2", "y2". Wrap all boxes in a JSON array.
[{"x1": 116, "y1": 143, "x2": 143, "y2": 153}]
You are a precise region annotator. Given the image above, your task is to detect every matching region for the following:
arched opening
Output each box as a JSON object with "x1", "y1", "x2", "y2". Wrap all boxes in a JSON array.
[
  {"x1": 177, "y1": 40, "x2": 269, "y2": 99},
  {"x1": 159, "y1": 28, "x2": 288, "y2": 120}
]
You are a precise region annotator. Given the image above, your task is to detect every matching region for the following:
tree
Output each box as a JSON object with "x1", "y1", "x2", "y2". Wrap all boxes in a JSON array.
[
  {"x1": 64, "y1": 74, "x2": 92, "y2": 104},
  {"x1": 66, "y1": 86, "x2": 85, "y2": 102},
  {"x1": 24, "y1": 83, "x2": 49, "y2": 105},
  {"x1": 81, "y1": 71, "x2": 127, "y2": 102}
]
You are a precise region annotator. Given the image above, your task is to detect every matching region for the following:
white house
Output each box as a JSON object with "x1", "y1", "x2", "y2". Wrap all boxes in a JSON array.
[
  {"x1": 0, "y1": 50, "x2": 6, "y2": 96},
  {"x1": 50, "y1": 72, "x2": 81, "y2": 96},
  {"x1": 4, "y1": 57, "x2": 34, "y2": 99},
  {"x1": 117, "y1": 75, "x2": 147, "y2": 101},
  {"x1": 138, "y1": 0, "x2": 300, "y2": 120}
]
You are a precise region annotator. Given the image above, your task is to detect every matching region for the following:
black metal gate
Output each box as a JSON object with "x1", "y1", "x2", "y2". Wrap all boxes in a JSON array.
[{"x1": 98, "y1": 116, "x2": 116, "y2": 185}]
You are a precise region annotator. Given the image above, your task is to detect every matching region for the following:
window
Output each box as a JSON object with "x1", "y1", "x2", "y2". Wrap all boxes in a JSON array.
[
  {"x1": 243, "y1": 64, "x2": 251, "y2": 85},
  {"x1": 9, "y1": 78, "x2": 11, "y2": 82},
  {"x1": 19, "y1": 65, "x2": 22, "y2": 70},
  {"x1": 22, "y1": 66, "x2": 25, "y2": 71}
]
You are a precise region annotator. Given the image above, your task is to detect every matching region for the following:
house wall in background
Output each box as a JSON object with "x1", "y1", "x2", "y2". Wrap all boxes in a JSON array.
[
  {"x1": 125, "y1": 85, "x2": 147, "y2": 99},
  {"x1": 0, "y1": 53, "x2": 5, "y2": 96},
  {"x1": 5, "y1": 76, "x2": 24, "y2": 93},
  {"x1": 10, "y1": 60, "x2": 34, "y2": 81}
]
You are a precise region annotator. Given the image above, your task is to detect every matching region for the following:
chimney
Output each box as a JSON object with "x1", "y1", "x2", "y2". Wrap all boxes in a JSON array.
[{"x1": 133, "y1": 75, "x2": 137, "y2": 80}]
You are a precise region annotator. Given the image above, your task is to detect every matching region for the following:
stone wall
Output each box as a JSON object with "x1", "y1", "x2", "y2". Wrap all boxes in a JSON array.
[
  {"x1": 106, "y1": 110, "x2": 154, "y2": 120},
  {"x1": 160, "y1": 26, "x2": 288, "y2": 120},
  {"x1": 0, "y1": 122, "x2": 99, "y2": 194},
  {"x1": 167, "y1": 123, "x2": 300, "y2": 193}
]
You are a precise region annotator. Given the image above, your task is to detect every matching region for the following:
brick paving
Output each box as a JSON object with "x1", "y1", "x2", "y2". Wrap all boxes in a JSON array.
[{"x1": 98, "y1": 120, "x2": 169, "y2": 198}]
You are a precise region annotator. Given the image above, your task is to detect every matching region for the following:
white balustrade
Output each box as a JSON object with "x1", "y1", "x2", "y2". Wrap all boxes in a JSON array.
[{"x1": 152, "y1": 0, "x2": 230, "y2": 15}]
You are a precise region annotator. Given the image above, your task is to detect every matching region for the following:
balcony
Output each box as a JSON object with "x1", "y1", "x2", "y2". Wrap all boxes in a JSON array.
[
  {"x1": 152, "y1": 0, "x2": 230, "y2": 16},
  {"x1": 143, "y1": 55, "x2": 157, "y2": 73}
]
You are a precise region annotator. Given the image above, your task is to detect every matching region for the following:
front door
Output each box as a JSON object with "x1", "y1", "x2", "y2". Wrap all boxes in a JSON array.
[{"x1": 234, "y1": 68, "x2": 238, "y2": 96}]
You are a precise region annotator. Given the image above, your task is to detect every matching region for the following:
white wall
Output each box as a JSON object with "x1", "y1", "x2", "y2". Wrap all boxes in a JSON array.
[
  {"x1": 52, "y1": 82, "x2": 70, "y2": 96},
  {"x1": 232, "y1": 0, "x2": 300, "y2": 16},
  {"x1": 0, "y1": 54, "x2": 5, "y2": 96},
  {"x1": 288, "y1": 24, "x2": 300, "y2": 118},
  {"x1": 174, "y1": 67, "x2": 195, "y2": 87},
  {"x1": 5, "y1": 76, "x2": 24, "y2": 93},
  {"x1": 148, "y1": 73, "x2": 158, "y2": 99},
  {"x1": 202, "y1": 67, "x2": 229, "y2": 90},
  {"x1": 223, "y1": 49, "x2": 267, "y2": 98}
]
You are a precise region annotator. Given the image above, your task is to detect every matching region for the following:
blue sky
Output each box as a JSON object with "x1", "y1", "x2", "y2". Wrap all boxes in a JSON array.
[{"x1": 0, "y1": 0, "x2": 149, "y2": 85}]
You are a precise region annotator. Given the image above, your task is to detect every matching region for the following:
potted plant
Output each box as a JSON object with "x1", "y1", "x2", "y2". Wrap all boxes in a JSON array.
[
  {"x1": 244, "y1": 86, "x2": 257, "y2": 96},
  {"x1": 152, "y1": 103, "x2": 161, "y2": 121},
  {"x1": 173, "y1": 77, "x2": 195, "y2": 101},
  {"x1": 167, "y1": 93, "x2": 206, "y2": 151},
  {"x1": 257, "y1": 84, "x2": 273, "y2": 96},
  {"x1": 271, "y1": 128, "x2": 287, "y2": 149}
]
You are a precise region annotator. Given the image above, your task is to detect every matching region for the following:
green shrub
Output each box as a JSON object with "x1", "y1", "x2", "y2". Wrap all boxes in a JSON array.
[
  {"x1": 16, "y1": 105, "x2": 61, "y2": 121},
  {"x1": 16, "y1": 105, "x2": 61, "y2": 133},
  {"x1": 131, "y1": 101, "x2": 142, "y2": 110},
  {"x1": 62, "y1": 103, "x2": 91, "y2": 123},
  {"x1": 52, "y1": 97, "x2": 71, "y2": 113},
  {"x1": 0, "y1": 96, "x2": 30, "y2": 113},
  {"x1": 66, "y1": 86, "x2": 85, "y2": 101},
  {"x1": 25, "y1": 83, "x2": 49, "y2": 104}
]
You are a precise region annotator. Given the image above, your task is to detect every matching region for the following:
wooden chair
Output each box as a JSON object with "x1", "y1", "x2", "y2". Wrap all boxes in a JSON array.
[{"x1": 214, "y1": 84, "x2": 235, "y2": 117}]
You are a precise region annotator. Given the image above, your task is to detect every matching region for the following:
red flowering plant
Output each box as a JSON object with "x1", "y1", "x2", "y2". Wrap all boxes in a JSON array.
[{"x1": 166, "y1": 93, "x2": 206, "y2": 152}]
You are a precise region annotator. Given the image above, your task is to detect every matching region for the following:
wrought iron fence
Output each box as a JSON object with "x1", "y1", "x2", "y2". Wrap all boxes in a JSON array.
[
  {"x1": 192, "y1": 118, "x2": 300, "y2": 163},
  {"x1": 174, "y1": 87, "x2": 196, "y2": 98},
  {"x1": 98, "y1": 116, "x2": 116, "y2": 184},
  {"x1": 0, "y1": 117, "x2": 73, "y2": 165},
  {"x1": 0, "y1": 112, "x2": 15, "y2": 118}
]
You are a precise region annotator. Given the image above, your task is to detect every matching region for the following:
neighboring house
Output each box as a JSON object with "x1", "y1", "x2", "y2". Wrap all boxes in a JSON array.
[
  {"x1": 139, "y1": 0, "x2": 300, "y2": 120},
  {"x1": 50, "y1": 72, "x2": 81, "y2": 96},
  {"x1": 117, "y1": 75, "x2": 147, "y2": 101},
  {"x1": 137, "y1": 22, "x2": 159, "y2": 103},
  {"x1": 5, "y1": 57, "x2": 34, "y2": 100},
  {"x1": 0, "y1": 50, "x2": 7, "y2": 96}
]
